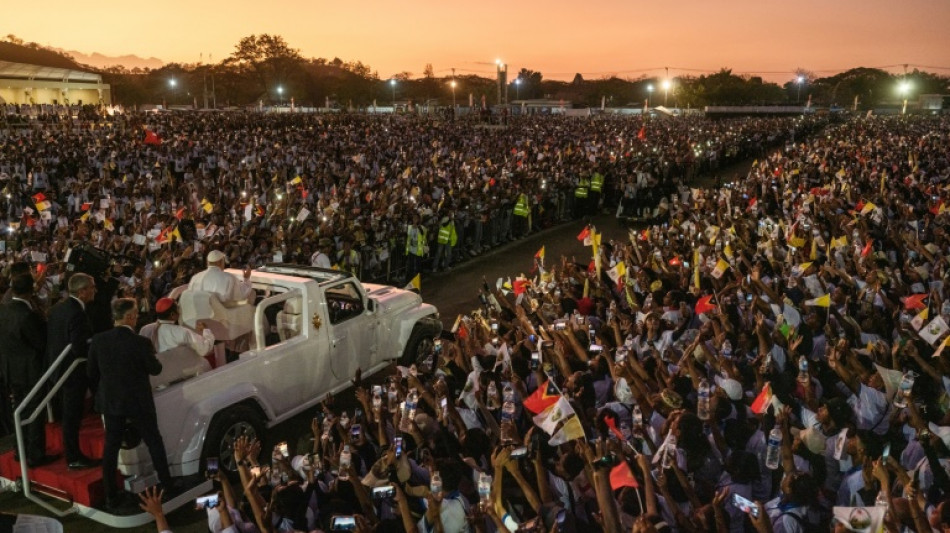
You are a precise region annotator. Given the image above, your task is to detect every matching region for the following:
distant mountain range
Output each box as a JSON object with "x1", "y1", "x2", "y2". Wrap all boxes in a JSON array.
[{"x1": 54, "y1": 48, "x2": 164, "y2": 70}]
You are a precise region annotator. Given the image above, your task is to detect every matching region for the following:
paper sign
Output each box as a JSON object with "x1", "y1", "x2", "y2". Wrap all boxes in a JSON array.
[
  {"x1": 30, "y1": 251, "x2": 47, "y2": 263},
  {"x1": 296, "y1": 207, "x2": 310, "y2": 223},
  {"x1": 100, "y1": 199, "x2": 111, "y2": 209},
  {"x1": 133, "y1": 234, "x2": 146, "y2": 245}
]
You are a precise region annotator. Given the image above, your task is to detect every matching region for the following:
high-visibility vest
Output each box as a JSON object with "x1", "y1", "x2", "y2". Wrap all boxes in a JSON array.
[
  {"x1": 406, "y1": 225, "x2": 426, "y2": 256},
  {"x1": 437, "y1": 222, "x2": 457, "y2": 245},
  {"x1": 513, "y1": 194, "x2": 529, "y2": 217},
  {"x1": 575, "y1": 178, "x2": 590, "y2": 198},
  {"x1": 590, "y1": 173, "x2": 604, "y2": 193}
]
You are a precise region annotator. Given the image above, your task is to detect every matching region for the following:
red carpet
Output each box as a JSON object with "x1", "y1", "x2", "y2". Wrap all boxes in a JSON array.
[{"x1": 0, "y1": 415, "x2": 108, "y2": 507}]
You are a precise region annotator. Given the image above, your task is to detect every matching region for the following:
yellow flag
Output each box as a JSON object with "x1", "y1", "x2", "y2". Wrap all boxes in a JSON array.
[
  {"x1": 290, "y1": 176, "x2": 302, "y2": 185},
  {"x1": 723, "y1": 243, "x2": 733, "y2": 258},
  {"x1": 831, "y1": 236, "x2": 848, "y2": 249},
  {"x1": 549, "y1": 416, "x2": 585, "y2": 446},
  {"x1": 693, "y1": 249, "x2": 701, "y2": 288},
  {"x1": 201, "y1": 198, "x2": 214, "y2": 214},
  {"x1": 170, "y1": 227, "x2": 182, "y2": 242},
  {"x1": 583, "y1": 278, "x2": 590, "y2": 299},
  {"x1": 405, "y1": 273, "x2": 421, "y2": 291},
  {"x1": 80, "y1": 211, "x2": 90, "y2": 222},
  {"x1": 788, "y1": 235, "x2": 806, "y2": 248},
  {"x1": 810, "y1": 239, "x2": 817, "y2": 260},
  {"x1": 860, "y1": 202, "x2": 876, "y2": 215},
  {"x1": 805, "y1": 294, "x2": 831, "y2": 307},
  {"x1": 711, "y1": 259, "x2": 730, "y2": 279}
]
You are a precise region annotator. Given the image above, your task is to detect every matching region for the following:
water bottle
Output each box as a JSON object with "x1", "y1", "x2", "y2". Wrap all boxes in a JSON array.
[
  {"x1": 502, "y1": 384, "x2": 516, "y2": 422},
  {"x1": 388, "y1": 381, "x2": 399, "y2": 411},
  {"x1": 721, "y1": 340, "x2": 733, "y2": 360},
  {"x1": 372, "y1": 391, "x2": 382, "y2": 413},
  {"x1": 765, "y1": 427, "x2": 782, "y2": 470},
  {"x1": 875, "y1": 489, "x2": 888, "y2": 508},
  {"x1": 487, "y1": 382, "x2": 498, "y2": 409},
  {"x1": 338, "y1": 411, "x2": 349, "y2": 430},
  {"x1": 662, "y1": 435, "x2": 677, "y2": 470},
  {"x1": 339, "y1": 445, "x2": 351, "y2": 480},
  {"x1": 633, "y1": 405, "x2": 644, "y2": 433},
  {"x1": 798, "y1": 358, "x2": 809, "y2": 384},
  {"x1": 697, "y1": 379, "x2": 711, "y2": 421},
  {"x1": 478, "y1": 472, "x2": 492, "y2": 505},
  {"x1": 407, "y1": 388, "x2": 419, "y2": 421},
  {"x1": 894, "y1": 371, "x2": 916, "y2": 408},
  {"x1": 430, "y1": 471, "x2": 443, "y2": 496},
  {"x1": 620, "y1": 421, "x2": 632, "y2": 441},
  {"x1": 398, "y1": 402, "x2": 410, "y2": 432}
]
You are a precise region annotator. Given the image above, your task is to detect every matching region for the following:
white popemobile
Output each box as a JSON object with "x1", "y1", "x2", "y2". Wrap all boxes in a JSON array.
[{"x1": 5, "y1": 263, "x2": 441, "y2": 528}]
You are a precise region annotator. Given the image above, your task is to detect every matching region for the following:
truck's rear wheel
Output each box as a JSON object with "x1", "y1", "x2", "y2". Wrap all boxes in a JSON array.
[
  {"x1": 203, "y1": 404, "x2": 264, "y2": 472},
  {"x1": 400, "y1": 324, "x2": 437, "y2": 370}
]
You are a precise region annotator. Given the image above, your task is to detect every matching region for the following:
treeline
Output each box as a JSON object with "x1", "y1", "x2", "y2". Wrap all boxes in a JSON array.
[{"x1": 4, "y1": 34, "x2": 949, "y2": 109}]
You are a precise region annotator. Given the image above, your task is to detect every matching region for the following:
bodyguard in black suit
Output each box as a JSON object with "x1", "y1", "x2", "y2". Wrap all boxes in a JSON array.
[
  {"x1": 0, "y1": 275, "x2": 55, "y2": 466},
  {"x1": 46, "y1": 272, "x2": 98, "y2": 470},
  {"x1": 87, "y1": 298, "x2": 174, "y2": 508}
]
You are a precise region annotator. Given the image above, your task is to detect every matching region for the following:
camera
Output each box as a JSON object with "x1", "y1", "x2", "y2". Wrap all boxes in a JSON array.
[
  {"x1": 205, "y1": 457, "x2": 218, "y2": 476},
  {"x1": 195, "y1": 493, "x2": 219, "y2": 510},
  {"x1": 372, "y1": 484, "x2": 396, "y2": 500},
  {"x1": 331, "y1": 515, "x2": 357, "y2": 531}
]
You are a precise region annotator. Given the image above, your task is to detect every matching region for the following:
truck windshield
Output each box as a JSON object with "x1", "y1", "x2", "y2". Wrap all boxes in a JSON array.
[{"x1": 326, "y1": 282, "x2": 364, "y2": 324}]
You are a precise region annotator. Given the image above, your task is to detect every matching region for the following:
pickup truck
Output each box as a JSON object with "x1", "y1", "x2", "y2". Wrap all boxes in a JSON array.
[{"x1": 120, "y1": 264, "x2": 441, "y2": 477}]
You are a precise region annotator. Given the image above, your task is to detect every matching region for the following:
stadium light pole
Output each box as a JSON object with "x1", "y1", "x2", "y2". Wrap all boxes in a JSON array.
[
  {"x1": 276, "y1": 85, "x2": 284, "y2": 106},
  {"x1": 796, "y1": 76, "x2": 804, "y2": 104},
  {"x1": 515, "y1": 78, "x2": 521, "y2": 101},
  {"x1": 662, "y1": 79, "x2": 671, "y2": 107},
  {"x1": 899, "y1": 81, "x2": 911, "y2": 115},
  {"x1": 646, "y1": 84, "x2": 654, "y2": 108},
  {"x1": 450, "y1": 80, "x2": 457, "y2": 108},
  {"x1": 390, "y1": 79, "x2": 397, "y2": 110}
]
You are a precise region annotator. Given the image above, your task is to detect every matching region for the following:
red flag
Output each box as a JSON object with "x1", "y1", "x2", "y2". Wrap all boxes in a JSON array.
[
  {"x1": 81, "y1": 202, "x2": 92, "y2": 211},
  {"x1": 144, "y1": 130, "x2": 162, "y2": 146},
  {"x1": 861, "y1": 240, "x2": 872, "y2": 257},
  {"x1": 637, "y1": 126, "x2": 646, "y2": 141},
  {"x1": 256, "y1": 204, "x2": 266, "y2": 217},
  {"x1": 609, "y1": 461, "x2": 639, "y2": 490},
  {"x1": 175, "y1": 207, "x2": 186, "y2": 220},
  {"x1": 576, "y1": 226, "x2": 591, "y2": 242},
  {"x1": 904, "y1": 293, "x2": 928, "y2": 311},
  {"x1": 523, "y1": 381, "x2": 559, "y2": 414},
  {"x1": 695, "y1": 295, "x2": 716, "y2": 315},
  {"x1": 668, "y1": 256, "x2": 682, "y2": 267},
  {"x1": 31, "y1": 193, "x2": 47, "y2": 203},
  {"x1": 513, "y1": 279, "x2": 528, "y2": 295},
  {"x1": 747, "y1": 197, "x2": 758, "y2": 210},
  {"x1": 456, "y1": 322, "x2": 469, "y2": 340},
  {"x1": 750, "y1": 383, "x2": 773, "y2": 414}
]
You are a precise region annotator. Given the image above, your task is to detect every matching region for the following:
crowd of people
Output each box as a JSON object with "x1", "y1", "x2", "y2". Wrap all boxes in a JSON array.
[
  {"x1": 0, "y1": 105, "x2": 819, "y2": 295},
  {"x1": 127, "y1": 113, "x2": 950, "y2": 533},
  {"x1": 6, "y1": 108, "x2": 950, "y2": 533}
]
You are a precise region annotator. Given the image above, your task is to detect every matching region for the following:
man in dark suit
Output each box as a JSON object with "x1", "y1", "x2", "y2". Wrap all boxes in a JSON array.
[
  {"x1": 0, "y1": 274, "x2": 56, "y2": 467},
  {"x1": 87, "y1": 298, "x2": 175, "y2": 509},
  {"x1": 46, "y1": 272, "x2": 98, "y2": 470}
]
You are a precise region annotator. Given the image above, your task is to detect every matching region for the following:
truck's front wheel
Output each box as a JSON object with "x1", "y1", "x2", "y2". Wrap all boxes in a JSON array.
[
  {"x1": 203, "y1": 404, "x2": 265, "y2": 472},
  {"x1": 399, "y1": 318, "x2": 442, "y2": 370}
]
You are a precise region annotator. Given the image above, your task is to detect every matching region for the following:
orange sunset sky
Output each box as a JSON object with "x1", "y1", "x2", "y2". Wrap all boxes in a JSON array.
[{"x1": 4, "y1": 0, "x2": 950, "y2": 82}]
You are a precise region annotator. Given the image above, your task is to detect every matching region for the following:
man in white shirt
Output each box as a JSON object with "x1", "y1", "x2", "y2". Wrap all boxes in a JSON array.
[
  {"x1": 310, "y1": 238, "x2": 333, "y2": 269},
  {"x1": 188, "y1": 250, "x2": 254, "y2": 304}
]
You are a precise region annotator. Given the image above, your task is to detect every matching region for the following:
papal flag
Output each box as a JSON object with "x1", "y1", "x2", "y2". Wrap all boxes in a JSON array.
[
  {"x1": 911, "y1": 308, "x2": 929, "y2": 331},
  {"x1": 832, "y1": 506, "x2": 885, "y2": 533},
  {"x1": 548, "y1": 416, "x2": 586, "y2": 446},
  {"x1": 200, "y1": 198, "x2": 214, "y2": 214},
  {"x1": 805, "y1": 294, "x2": 831, "y2": 307},
  {"x1": 711, "y1": 258, "x2": 730, "y2": 279},
  {"x1": 533, "y1": 396, "x2": 575, "y2": 436},
  {"x1": 860, "y1": 202, "x2": 876, "y2": 215},
  {"x1": 607, "y1": 261, "x2": 626, "y2": 286},
  {"x1": 405, "y1": 273, "x2": 421, "y2": 292}
]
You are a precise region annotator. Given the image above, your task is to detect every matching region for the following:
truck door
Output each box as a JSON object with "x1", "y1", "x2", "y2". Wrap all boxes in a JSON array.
[{"x1": 324, "y1": 281, "x2": 376, "y2": 379}]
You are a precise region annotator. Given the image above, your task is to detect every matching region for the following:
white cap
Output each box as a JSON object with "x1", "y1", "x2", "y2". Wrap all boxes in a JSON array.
[
  {"x1": 714, "y1": 375, "x2": 743, "y2": 401},
  {"x1": 207, "y1": 250, "x2": 226, "y2": 263}
]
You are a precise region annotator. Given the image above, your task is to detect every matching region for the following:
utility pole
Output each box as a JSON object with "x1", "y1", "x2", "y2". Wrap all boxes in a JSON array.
[{"x1": 202, "y1": 53, "x2": 208, "y2": 110}]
